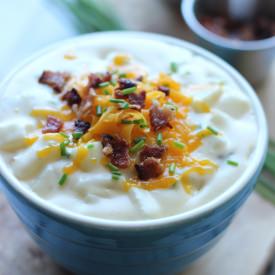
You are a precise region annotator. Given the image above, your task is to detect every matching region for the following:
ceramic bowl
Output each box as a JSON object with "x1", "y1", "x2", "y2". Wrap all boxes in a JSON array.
[
  {"x1": 0, "y1": 31, "x2": 268, "y2": 275},
  {"x1": 181, "y1": 0, "x2": 275, "y2": 85}
]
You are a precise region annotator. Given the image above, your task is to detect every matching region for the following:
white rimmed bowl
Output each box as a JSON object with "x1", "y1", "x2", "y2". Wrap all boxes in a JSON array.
[{"x1": 0, "y1": 31, "x2": 268, "y2": 275}]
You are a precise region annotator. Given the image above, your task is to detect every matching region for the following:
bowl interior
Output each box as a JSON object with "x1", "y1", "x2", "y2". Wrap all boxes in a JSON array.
[{"x1": 0, "y1": 31, "x2": 268, "y2": 230}]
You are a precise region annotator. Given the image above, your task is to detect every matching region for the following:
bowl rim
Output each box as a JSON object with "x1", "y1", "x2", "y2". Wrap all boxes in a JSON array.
[
  {"x1": 0, "y1": 31, "x2": 268, "y2": 231},
  {"x1": 181, "y1": 0, "x2": 275, "y2": 51}
]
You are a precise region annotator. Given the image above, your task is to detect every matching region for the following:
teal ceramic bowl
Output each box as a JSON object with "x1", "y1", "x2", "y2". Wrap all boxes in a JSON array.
[{"x1": 0, "y1": 32, "x2": 268, "y2": 275}]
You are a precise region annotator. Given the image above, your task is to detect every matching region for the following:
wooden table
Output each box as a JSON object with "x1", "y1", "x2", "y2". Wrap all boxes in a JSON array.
[{"x1": 0, "y1": 1, "x2": 274, "y2": 274}]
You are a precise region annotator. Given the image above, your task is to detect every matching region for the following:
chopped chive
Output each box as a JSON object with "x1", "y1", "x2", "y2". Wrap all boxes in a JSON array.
[
  {"x1": 122, "y1": 86, "x2": 137, "y2": 95},
  {"x1": 121, "y1": 119, "x2": 144, "y2": 125},
  {"x1": 139, "y1": 124, "x2": 149, "y2": 129},
  {"x1": 107, "y1": 162, "x2": 119, "y2": 172},
  {"x1": 156, "y1": 132, "x2": 163, "y2": 145},
  {"x1": 103, "y1": 90, "x2": 110, "y2": 95},
  {"x1": 170, "y1": 62, "x2": 178, "y2": 73},
  {"x1": 98, "y1": 81, "x2": 110, "y2": 87},
  {"x1": 207, "y1": 126, "x2": 219, "y2": 135},
  {"x1": 227, "y1": 160, "x2": 239, "y2": 167},
  {"x1": 119, "y1": 73, "x2": 127, "y2": 78},
  {"x1": 169, "y1": 163, "x2": 176, "y2": 175},
  {"x1": 58, "y1": 173, "x2": 68, "y2": 186},
  {"x1": 87, "y1": 143, "x2": 94, "y2": 149},
  {"x1": 112, "y1": 174, "x2": 120, "y2": 181},
  {"x1": 60, "y1": 142, "x2": 70, "y2": 157},
  {"x1": 72, "y1": 132, "x2": 83, "y2": 140},
  {"x1": 165, "y1": 102, "x2": 178, "y2": 111},
  {"x1": 110, "y1": 80, "x2": 117, "y2": 86},
  {"x1": 119, "y1": 102, "x2": 129, "y2": 109},
  {"x1": 130, "y1": 139, "x2": 145, "y2": 153},
  {"x1": 110, "y1": 98, "x2": 125, "y2": 104},
  {"x1": 103, "y1": 107, "x2": 108, "y2": 113},
  {"x1": 59, "y1": 132, "x2": 69, "y2": 138},
  {"x1": 173, "y1": 140, "x2": 185, "y2": 149},
  {"x1": 96, "y1": 105, "x2": 102, "y2": 116},
  {"x1": 112, "y1": 171, "x2": 122, "y2": 176},
  {"x1": 134, "y1": 136, "x2": 145, "y2": 144}
]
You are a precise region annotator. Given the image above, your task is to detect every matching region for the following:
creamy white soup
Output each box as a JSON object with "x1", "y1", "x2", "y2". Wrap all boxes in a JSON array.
[{"x1": 0, "y1": 37, "x2": 257, "y2": 220}]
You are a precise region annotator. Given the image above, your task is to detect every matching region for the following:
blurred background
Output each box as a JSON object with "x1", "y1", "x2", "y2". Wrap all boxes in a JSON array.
[{"x1": 0, "y1": 1, "x2": 274, "y2": 275}]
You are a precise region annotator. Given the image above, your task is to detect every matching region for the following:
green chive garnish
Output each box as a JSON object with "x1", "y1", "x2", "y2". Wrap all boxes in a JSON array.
[
  {"x1": 112, "y1": 171, "x2": 122, "y2": 176},
  {"x1": 165, "y1": 102, "x2": 178, "y2": 111},
  {"x1": 170, "y1": 62, "x2": 178, "y2": 73},
  {"x1": 122, "y1": 86, "x2": 137, "y2": 95},
  {"x1": 110, "y1": 98, "x2": 125, "y2": 104},
  {"x1": 110, "y1": 80, "x2": 117, "y2": 86},
  {"x1": 58, "y1": 173, "x2": 68, "y2": 186},
  {"x1": 96, "y1": 105, "x2": 102, "y2": 116},
  {"x1": 169, "y1": 163, "x2": 176, "y2": 175},
  {"x1": 156, "y1": 133, "x2": 163, "y2": 145},
  {"x1": 121, "y1": 119, "x2": 144, "y2": 125},
  {"x1": 72, "y1": 132, "x2": 83, "y2": 140},
  {"x1": 112, "y1": 174, "x2": 120, "y2": 181},
  {"x1": 207, "y1": 126, "x2": 219, "y2": 135},
  {"x1": 130, "y1": 139, "x2": 145, "y2": 153},
  {"x1": 87, "y1": 143, "x2": 94, "y2": 149},
  {"x1": 227, "y1": 160, "x2": 239, "y2": 167},
  {"x1": 119, "y1": 73, "x2": 126, "y2": 78},
  {"x1": 173, "y1": 140, "x2": 185, "y2": 149},
  {"x1": 107, "y1": 162, "x2": 119, "y2": 172},
  {"x1": 98, "y1": 81, "x2": 109, "y2": 87},
  {"x1": 103, "y1": 90, "x2": 110, "y2": 95},
  {"x1": 59, "y1": 132, "x2": 69, "y2": 138},
  {"x1": 60, "y1": 141, "x2": 70, "y2": 157},
  {"x1": 139, "y1": 124, "x2": 149, "y2": 129},
  {"x1": 134, "y1": 136, "x2": 145, "y2": 144},
  {"x1": 120, "y1": 102, "x2": 129, "y2": 109}
]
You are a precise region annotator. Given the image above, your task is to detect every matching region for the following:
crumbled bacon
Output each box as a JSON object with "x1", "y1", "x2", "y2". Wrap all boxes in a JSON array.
[
  {"x1": 62, "y1": 88, "x2": 82, "y2": 106},
  {"x1": 114, "y1": 88, "x2": 146, "y2": 110},
  {"x1": 135, "y1": 157, "x2": 164, "y2": 180},
  {"x1": 158, "y1": 85, "x2": 170, "y2": 96},
  {"x1": 102, "y1": 134, "x2": 130, "y2": 169},
  {"x1": 139, "y1": 145, "x2": 166, "y2": 162},
  {"x1": 136, "y1": 76, "x2": 143, "y2": 82},
  {"x1": 74, "y1": 119, "x2": 91, "y2": 134},
  {"x1": 118, "y1": 78, "x2": 136, "y2": 89},
  {"x1": 149, "y1": 105, "x2": 172, "y2": 131},
  {"x1": 128, "y1": 91, "x2": 146, "y2": 109},
  {"x1": 88, "y1": 72, "x2": 111, "y2": 88},
  {"x1": 39, "y1": 71, "x2": 70, "y2": 93},
  {"x1": 114, "y1": 89, "x2": 125, "y2": 99},
  {"x1": 42, "y1": 115, "x2": 63, "y2": 134}
]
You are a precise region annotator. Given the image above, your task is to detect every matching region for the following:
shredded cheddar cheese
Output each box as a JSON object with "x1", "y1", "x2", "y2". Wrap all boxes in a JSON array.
[{"x1": 30, "y1": 55, "x2": 219, "y2": 192}]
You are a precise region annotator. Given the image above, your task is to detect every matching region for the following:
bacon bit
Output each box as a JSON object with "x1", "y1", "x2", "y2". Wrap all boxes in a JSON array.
[
  {"x1": 102, "y1": 134, "x2": 130, "y2": 169},
  {"x1": 128, "y1": 91, "x2": 146, "y2": 109},
  {"x1": 135, "y1": 157, "x2": 164, "y2": 180},
  {"x1": 74, "y1": 119, "x2": 91, "y2": 134},
  {"x1": 136, "y1": 76, "x2": 143, "y2": 82},
  {"x1": 114, "y1": 89, "x2": 125, "y2": 99},
  {"x1": 42, "y1": 115, "x2": 63, "y2": 133},
  {"x1": 88, "y1": 72, "x2": 111, "y2": 88},
  {"x1": 158, "y1": 86, "x2": 170, "y2": 96},
  {"x1": 62, "y1": 88, "x2": 82, "y2": 106},
  {"x1": 139, "y1": 145, "x2": 166, "y2": 162},
  {"x1": 114, "y1": 88, "x2": 146, "y2": 110},
  {"x1": 118, "y1": 78, "x2": 136, "y2": 89},
  {"x1": 39, "y1": 71, "x2": 70, "y2": 93},
  {"x1": 149, "y1": 105, "x2": 172, "y2": 131}
]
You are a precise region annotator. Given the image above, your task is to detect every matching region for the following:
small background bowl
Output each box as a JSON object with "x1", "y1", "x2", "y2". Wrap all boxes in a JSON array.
[
  {"x1": 0, "y1": 31, "x2": 268, "y2": 275},
  {"x1": 181, "y1": 0, "x2": 275, "y2": 85}
]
